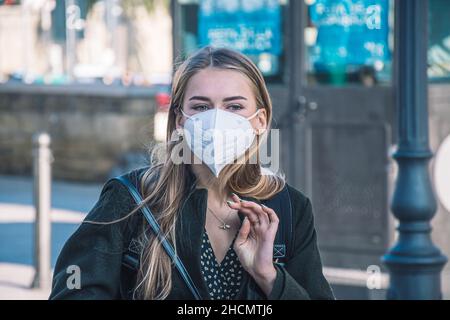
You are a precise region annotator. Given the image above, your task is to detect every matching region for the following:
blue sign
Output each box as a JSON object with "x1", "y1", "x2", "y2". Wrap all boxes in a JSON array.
[
  {"x1": 198, "y1": 0, "x2": 282, "y2": 55},
  {"x1": 308, "y1": 0, "x2": 390, "y2": 69}
]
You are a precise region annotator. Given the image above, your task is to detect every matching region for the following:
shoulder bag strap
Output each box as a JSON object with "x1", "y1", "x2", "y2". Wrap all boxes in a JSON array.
[
  {"x1": 261, "y1": 184, "x2": 294, "y2": 265},
  {"x1": 113, "y1": 175, "x2": 203, "y2": 300}
]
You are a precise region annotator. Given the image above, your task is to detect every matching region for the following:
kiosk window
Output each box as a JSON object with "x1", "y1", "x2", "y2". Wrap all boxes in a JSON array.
[
  {"x1": 303, "y1": 0, "x2": 394, "y2": 86},
  {"x1": 428, "y1": 0, "x2": 450, "y2": 82},
  {"x1": 176, "y1": 0, "x2": 288, "y2": 84}
]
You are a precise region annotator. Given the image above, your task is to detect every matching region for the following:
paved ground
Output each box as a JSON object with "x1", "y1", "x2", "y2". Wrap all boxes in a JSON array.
[{"x1": 0, "y1": 174, "x2": 104, "y2": 300}]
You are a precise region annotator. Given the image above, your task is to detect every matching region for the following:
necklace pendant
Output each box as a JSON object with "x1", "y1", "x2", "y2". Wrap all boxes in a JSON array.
[{"x1": 219, "y1": 223, "x2": 231, "y2": 230}]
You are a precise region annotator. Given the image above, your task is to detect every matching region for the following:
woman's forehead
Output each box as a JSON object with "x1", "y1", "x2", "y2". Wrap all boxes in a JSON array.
[{"x1": 184, "y1": 68, "x2": 254, "y2": 101}]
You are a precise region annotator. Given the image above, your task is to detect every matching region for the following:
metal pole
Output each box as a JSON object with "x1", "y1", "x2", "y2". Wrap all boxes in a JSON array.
[
  {"x1": 382, "y1": 0, "x2": 447, "y2": 299},
  {"x1": 31, "y1": 132, "x2": 53, "y2": 289}
]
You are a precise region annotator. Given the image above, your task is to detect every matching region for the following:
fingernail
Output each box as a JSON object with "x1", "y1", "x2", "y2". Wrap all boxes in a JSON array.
[
  {"x1": 239, "y1": 199, "x2": 247, "y2": 202},
  {"x1": 231, "y1": 192, "x2": 239, "y2": 198},
  {"x1": 261, "y1": 204, "x2": 269, "y2": 209},
  {"x1": 226, "y1": 200, "x2": 234, "y2": 207}
]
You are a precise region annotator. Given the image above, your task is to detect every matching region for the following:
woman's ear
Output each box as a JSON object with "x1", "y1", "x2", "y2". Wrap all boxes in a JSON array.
[
  {"x1": 175, "y1": 108, "x2": 184, "y2": 130},
  {"x1": 255, "y1": 108, "x2": 267, "y2": 135}
]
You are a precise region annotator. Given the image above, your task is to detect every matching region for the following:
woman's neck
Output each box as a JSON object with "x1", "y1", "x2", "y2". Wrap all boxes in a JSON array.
[{"x1": 190, "y1": 164, "x2": 230, "y2": 202}]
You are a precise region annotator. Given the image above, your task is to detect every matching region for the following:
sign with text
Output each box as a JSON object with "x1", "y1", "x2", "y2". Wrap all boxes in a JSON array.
[
  {"x1": 198, "y1": 0, "x2": 282, "y2": 55},
  {"x1": 309, "y1": 0, "x2": 390, "y2": 70}
]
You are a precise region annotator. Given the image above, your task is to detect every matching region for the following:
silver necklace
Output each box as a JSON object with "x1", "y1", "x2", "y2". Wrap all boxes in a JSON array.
[{"x1": 207, "y1": 206, "x2": 236, "y2": 231}]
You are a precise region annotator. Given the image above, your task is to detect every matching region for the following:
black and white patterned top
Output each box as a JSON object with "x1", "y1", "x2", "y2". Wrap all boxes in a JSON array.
[{"x1": 200, "y1": 228, "x2": 244, "y2": 300}]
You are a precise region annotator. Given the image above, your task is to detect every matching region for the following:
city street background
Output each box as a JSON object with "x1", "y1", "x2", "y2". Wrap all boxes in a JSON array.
[{"x1": 0, "y1": 174, "x2": 102, "y2": 299}]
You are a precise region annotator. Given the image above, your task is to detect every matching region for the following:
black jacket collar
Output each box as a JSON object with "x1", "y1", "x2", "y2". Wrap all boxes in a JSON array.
[{"x1": 172, "y1": 182, "x2": 264, "y2": 300}]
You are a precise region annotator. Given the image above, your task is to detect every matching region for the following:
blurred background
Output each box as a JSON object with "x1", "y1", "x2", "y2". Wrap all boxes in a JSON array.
[{"x1": 0, "y1": 0, "x2": 449, "y2": 300}]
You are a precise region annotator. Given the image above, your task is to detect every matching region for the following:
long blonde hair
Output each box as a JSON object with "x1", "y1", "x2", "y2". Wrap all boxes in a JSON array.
[{"x1": 120, "y1": 46, "x2": 285, "y2": 299}]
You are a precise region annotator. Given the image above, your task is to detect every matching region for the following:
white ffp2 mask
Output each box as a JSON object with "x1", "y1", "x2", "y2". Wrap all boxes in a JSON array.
[{"x1": 181, "y1": 108, "x2": 261, "y2": 177}]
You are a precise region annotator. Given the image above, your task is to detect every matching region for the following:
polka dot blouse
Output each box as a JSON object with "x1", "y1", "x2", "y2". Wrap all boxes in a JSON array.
[{"x1": 200, "y1": 228, "x2": 244, "y2": 300}]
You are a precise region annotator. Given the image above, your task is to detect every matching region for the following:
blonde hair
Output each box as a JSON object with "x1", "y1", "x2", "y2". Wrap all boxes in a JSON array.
[{"x1": 96, "y1": 46, "x2": 285, "y2": 299}]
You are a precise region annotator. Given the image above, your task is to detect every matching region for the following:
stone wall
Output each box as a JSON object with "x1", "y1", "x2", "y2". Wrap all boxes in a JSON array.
[{"x1": 0, "y1": 83, "x2": 161, "y2": 182}]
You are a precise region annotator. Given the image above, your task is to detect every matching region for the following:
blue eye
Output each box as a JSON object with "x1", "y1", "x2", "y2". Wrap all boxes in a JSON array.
[
  {"x1": 193, "y1": 104, "x2": 210, "y2": 111},
  {"x1": 228, "y1": 104, "x2": 243, "y2": 111}
]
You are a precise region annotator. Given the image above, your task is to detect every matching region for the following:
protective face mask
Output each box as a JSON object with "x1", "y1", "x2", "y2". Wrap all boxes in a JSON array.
[{"x1": 181, "y1": 108, "x2": 261, "y2": 177}]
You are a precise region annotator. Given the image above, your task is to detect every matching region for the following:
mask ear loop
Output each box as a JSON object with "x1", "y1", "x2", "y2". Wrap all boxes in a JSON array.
[
  {"x1": 246, "y1": 108, "x2": 261, "y2": 121},
  {"x1": 248, "y1": 108, "x2": 262, "y2": 167},
  {"x1": 256, "y1": 132, "x2": 260, "y2": 167},
  {"x1": 248, "y1": 108, "x2": 265, "y2": 137},
  {"x1": 179, "y1": 108, "x2": 192, "y2": 119}
]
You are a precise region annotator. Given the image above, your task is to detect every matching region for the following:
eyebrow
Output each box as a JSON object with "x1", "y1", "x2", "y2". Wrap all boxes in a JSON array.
[{"x1": 188, "y1": 95, "x2": 248, "y2": 102}]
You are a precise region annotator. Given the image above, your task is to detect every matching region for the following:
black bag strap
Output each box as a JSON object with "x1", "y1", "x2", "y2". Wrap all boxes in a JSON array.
[
  {"x1": 113, "y1": 175, "x2": 203, "y2": 300},
  {"x1": 261, "y1": 184, "x2": 294, "y2": 266}
]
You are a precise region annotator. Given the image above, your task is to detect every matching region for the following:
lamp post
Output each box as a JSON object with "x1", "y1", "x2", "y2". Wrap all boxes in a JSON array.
[{"x1": 382, "y1": 0, "x2": 447, "y2": 299}]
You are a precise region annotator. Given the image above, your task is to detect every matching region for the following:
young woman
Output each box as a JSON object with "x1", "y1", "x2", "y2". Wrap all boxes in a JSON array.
[{"x1": 49, "y1": 46, "x2": 334, "y2": 300}]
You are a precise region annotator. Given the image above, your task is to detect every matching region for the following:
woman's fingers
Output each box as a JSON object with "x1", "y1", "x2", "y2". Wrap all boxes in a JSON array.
[
  {"x1": 230, "y1": 193, "x2": 240, "y2": 203},
  {"x1": 236, "y1": 217, "x2": 251, "y2": 245},
  {"x1": 228, "y1": 200, "x2": 260, "y2": 225},
  {"x1": 228, "y1": 193, "x2": 272, "y2": 230},
  {"x1": 261, "y1": 204, "x2": 279, "y2": 232},
  {"x1": 241, "y1": 201, "x2": 271, "y2": 228},
  {"x1": 227, "y1": 195, "x2": 260, "y2": 225}
]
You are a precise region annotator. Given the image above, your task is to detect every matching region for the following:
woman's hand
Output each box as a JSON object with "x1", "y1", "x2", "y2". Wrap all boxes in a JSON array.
[{"x1": 227, "y1": 193, "x2": 279, "y2": 297}]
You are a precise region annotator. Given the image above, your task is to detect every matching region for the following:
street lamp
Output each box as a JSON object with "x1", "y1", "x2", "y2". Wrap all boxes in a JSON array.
[{"x1": 382, "y1": 0, "x2": 447, "y2": 299}]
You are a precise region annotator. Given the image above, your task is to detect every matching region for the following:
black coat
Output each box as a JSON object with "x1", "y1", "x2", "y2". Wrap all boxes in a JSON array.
[{"x1": 49, "y1": 166, "x2": 335, "y2": 300}]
